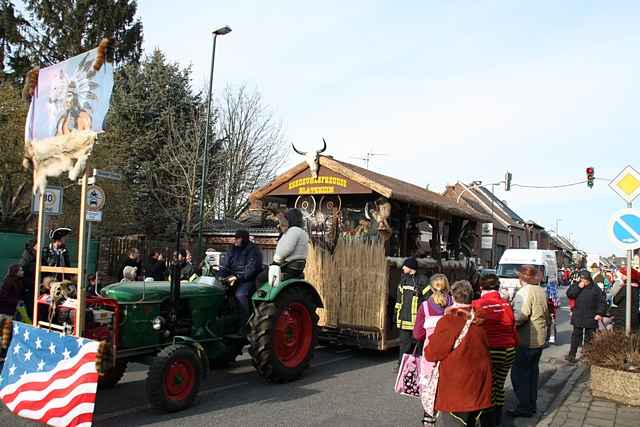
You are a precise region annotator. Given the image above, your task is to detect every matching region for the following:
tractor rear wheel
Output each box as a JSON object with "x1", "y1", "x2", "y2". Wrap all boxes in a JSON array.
[
  {"x1": 146, "y1": 345, "x2": 201, "y2": 412},
  {"x1": 248, "y1": 286, "x2": 319, "y2": 383},
  {"x1": 98, "y1": 360, "x2": 127, "y2": 388}
]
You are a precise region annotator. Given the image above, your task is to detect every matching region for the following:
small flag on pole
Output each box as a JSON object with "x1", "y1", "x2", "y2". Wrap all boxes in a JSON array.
[{"x1": 0, "y1": 322, "x2": 99, "y2": 427}]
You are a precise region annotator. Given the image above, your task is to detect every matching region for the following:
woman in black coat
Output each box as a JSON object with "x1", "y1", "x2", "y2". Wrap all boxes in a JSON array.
[
  {"x1": 609, "y1": 267, "x2": 639, "y2": 331},
  {"x1": 0, "y1": 264, "x2": 24, "y2": 319},
  {"x1": 565, "y1": 271, "x2": 607, "y2": 363},
  {"x1": 19, "y1": 240, "x2": 38, "y2": 316}
]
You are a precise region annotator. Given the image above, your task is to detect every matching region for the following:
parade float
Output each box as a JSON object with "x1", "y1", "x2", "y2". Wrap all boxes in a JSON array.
[{"x1": 245, "y1": 144, "x2": 486, "y2": 350}]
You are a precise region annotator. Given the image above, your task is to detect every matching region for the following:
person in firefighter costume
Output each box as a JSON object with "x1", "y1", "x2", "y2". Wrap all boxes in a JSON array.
[{"x1": 395, "y1": 256, "x2": 431, "y2": 367}]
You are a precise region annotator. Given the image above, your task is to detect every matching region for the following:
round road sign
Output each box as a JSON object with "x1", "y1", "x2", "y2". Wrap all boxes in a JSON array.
[
  {"x1": 87, "y1": 185, "x2": 106, "y2": 212},
  {"x1": 608, "y1": 208, "x2": 640, "y2": 251}
]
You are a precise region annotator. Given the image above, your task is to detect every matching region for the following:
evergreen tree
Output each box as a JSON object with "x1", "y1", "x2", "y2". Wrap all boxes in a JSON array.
[
  {"x1": 94, "y1": 50, "x2": 206, "y2": 237},
  {"x1": 0, "y1": 0, "x2": 31, "y2": 83},
  {"x1": 0, "y1": 82, "x2": 30, "y2": 231},
  {"x1": 24, "y1": 0, "x2": 143, "y2": 66}
]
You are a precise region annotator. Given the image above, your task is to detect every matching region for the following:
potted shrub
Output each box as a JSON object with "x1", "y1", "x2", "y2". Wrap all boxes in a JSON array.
[{"x1": 583, "y1": 330, "x2": 640, "y2": 406}]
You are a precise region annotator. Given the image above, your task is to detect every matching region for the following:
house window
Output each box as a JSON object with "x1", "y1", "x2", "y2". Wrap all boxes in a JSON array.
[
  {"x1": 510, "y1": 235, "x2": 515, "y2": 248},
  {"x1": 517, "y1": 236, "x2": 521, "y2": 248}
]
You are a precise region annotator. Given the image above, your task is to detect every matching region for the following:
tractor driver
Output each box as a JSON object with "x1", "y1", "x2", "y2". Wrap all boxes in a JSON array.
[{"x1": 218, "y1": 230, "x2": 263, "y2": 321}]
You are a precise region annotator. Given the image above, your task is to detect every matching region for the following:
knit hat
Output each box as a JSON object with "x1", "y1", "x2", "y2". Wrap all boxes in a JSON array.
[{"x1": 402, "y1": 257, "x2": 418, "y2": 271}]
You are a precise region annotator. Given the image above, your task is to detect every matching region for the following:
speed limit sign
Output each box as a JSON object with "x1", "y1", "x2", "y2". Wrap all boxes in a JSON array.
[{"x1": 31, "y1": 186, "x2": 63, "y2": 215}]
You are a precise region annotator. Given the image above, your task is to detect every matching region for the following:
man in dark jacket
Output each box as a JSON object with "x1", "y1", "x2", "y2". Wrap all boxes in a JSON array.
[
  {"x1": 44, "y1": 228, "x2": 71, "y2": 268},
  {"x1": 148, "y1": 250, "x2": 167, "y2": 281},
  {"x1": 218, "y1": 230, "x2": 263, "y2": 321},
  {"x1": 118, "y1": 247, "x2": 143, "y2": 281},
  {"x1": 565, "y1": 271, "x2": 607, "y2": 363},
  {"x1": 395, "y1": 256, "x2": 430, "y2": 366}
]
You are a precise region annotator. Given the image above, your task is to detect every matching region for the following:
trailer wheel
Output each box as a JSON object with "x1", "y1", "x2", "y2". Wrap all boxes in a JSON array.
[
  {"x1": 98, "y1": 360, "x2": 127, "y2": 388},
  {"x1": 248, "y1": 286, "x2": 319, "y2": 383},
  {"x1": 146, "y1": 345, "x2": 201, "y2": 412}
]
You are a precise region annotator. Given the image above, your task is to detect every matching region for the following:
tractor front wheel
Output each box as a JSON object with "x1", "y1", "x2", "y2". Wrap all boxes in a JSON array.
[
  {"x1": 146, "y1": 345, "x2": 201, "y2": 412},
  {"x1": 248, "y1": 286, "x2": 319, "y2": 383},
  {"x1": 98, "y1": 360, "x2": 127, "y2": 388}
]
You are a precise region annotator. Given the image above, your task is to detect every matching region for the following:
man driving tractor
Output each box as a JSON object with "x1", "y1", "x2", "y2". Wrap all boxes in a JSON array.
[{"x1": 218, "y1": 230, "x2": 263, "y2": 321}]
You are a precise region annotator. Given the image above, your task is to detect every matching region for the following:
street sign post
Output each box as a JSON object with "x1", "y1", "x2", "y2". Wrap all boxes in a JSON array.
[
  {"x1": 608, "y1": 165, "x2": 640, "y2": 335},
  {"x1": 87, "y1": 185, "x2": 106, "y2": 211},
  {"x1": 31, "y1": 186, "x2": 63, "y2": 215},
  {"x1": 93, "y1": 169, "x2": 123, "y2": 181}
]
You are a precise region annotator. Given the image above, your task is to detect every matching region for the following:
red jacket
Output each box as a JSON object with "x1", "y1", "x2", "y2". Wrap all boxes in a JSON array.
[
  {"x1": 425, "y1": 307, "x2": 493, "y2": 413},
  {"x1": 472, "y1": 291, "x2": 518, "y2": 349}
]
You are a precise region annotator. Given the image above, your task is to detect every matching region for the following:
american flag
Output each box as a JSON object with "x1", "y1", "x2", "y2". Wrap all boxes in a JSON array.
[{"x1": 0, "y1": 322, "x2": 99, "y2": 427}]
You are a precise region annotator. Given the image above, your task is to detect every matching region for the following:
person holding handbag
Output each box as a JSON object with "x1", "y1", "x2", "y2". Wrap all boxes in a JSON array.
[
  {"x1": 423, "y1": 280, "x2": 493, "y2": 427},
  {"x1": 472, "y1": 274, "x2": 518, "y2": 426},
  {"x1": 413, "y1": 273, "x2": 453, "y2": 426}
]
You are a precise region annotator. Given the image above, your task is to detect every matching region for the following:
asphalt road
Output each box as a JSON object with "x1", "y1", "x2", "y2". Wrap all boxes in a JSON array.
[{"x1": 1, "y1": 288, "x2": 575, "y2": 427}]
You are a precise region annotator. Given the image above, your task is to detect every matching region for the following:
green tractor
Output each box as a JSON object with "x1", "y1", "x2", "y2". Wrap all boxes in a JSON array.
[{"x1": 34, "y1": 224, "x2": 322, "y2": 412}]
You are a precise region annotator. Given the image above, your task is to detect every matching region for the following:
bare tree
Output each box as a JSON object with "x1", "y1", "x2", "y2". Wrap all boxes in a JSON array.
[
  {"x1": 150, "y1": 111, "x2": 222, "y2": 236},
  {"x1": 214, "y1": 86, "x2": 287, "y2": 220}
]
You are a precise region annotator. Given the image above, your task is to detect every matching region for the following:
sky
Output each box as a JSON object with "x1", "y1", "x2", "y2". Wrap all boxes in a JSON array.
[{"x1": 135, "y1": 1, "x2": 639, "y2": 256}]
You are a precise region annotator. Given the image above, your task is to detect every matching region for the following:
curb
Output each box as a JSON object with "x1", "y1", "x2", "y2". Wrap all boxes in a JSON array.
[{"x1": 537, "y1": 364, "x2": 587, "y2": 427}]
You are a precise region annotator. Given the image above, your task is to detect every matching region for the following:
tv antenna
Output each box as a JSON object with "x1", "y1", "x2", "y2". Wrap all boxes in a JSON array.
[{"x1": 350, "y1": 149, "x2": 388, "y2": 169}]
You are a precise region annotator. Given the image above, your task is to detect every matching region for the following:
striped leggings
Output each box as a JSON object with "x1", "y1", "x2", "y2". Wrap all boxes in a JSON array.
[{"x1": 489, "y1": 347, "x2": 516, "y2": 407}]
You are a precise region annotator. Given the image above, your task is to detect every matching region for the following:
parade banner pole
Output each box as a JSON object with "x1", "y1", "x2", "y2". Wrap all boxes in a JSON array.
[{"x1": 32, "y1": 192, "x2": 46, "y2": 327}]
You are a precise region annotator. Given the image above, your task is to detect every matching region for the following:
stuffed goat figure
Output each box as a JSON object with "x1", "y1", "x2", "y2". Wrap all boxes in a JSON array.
[{"x1": 23, "y1": 130, "x2": 99, "y2": 194}]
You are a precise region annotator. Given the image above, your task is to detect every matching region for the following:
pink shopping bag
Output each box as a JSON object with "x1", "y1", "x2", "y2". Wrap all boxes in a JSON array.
[{"x1": 394, "y1": 351, "x2": 421, "y2": 398}]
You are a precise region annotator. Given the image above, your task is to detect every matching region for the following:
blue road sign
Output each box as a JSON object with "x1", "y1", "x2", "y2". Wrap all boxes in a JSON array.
[{"x1": 608, "y1": 208, "x2": 640, "y2": 250}]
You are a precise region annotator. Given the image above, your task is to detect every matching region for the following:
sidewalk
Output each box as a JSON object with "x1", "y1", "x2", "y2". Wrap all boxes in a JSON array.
[{"x1": 538, "y1": 365, "x2": 640, "y2": 427}]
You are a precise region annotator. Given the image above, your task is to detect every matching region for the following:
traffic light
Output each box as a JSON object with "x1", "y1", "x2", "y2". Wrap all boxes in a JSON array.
[
  {"x1": 586, "y1": 167, "x2": 595, "y2": 188},
  {"x1": 505, "y1": 172, "x2": 512, "y2": 191}
]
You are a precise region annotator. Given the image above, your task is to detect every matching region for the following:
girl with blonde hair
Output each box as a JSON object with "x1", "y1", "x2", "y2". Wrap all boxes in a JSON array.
[{"x1": 413, "y1": 273, "x2": 454, "y2": 426}]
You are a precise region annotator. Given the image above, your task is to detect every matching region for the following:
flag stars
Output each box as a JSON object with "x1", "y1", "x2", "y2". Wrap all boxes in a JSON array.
[
  {"x1": 49, "y1": 343, "x2": 56, "y2": 354},
  {"x1": 23, "y1": 329, "x2": 30, "y2": 341},
  {"x1": 62, "y1": 348, "x2": 70, "y2": 360},
  {"x1": 13, "y1": 343, "x2": 21, "y2": 354},
  {"x1": 37, "y1": 360, "x2": 45, "y2": 371},
  {"x1": 35, "y1": 337, "x2": 42, "y2": 349},
  {"x1": 13, "y1": 324, "x2": 19, "y2": 335},
  {"x1": 24, "y1": 349, "x2": 32, "y2": 361},
  {"x1": 9, "y1": 364, "x2": 16, "y2": 376},
  {"x1": 76, "y1": 337, "x2": 85, "y2": 347}
]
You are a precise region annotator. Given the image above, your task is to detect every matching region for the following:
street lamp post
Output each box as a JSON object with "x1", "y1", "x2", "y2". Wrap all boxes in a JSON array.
[{"x1": 196, "y1": 25, "x2": 231, "y2": 261}]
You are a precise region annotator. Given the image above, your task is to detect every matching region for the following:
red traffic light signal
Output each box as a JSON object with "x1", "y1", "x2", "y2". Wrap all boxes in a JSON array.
[{"x1": 586, "y1": 167, "x2": 595, "y2": 188}]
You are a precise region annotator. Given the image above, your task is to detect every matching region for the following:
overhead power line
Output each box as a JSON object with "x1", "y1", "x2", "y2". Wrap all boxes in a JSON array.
[{"x1": 511, "y1": 180, "x2": 587, "y2": 189}]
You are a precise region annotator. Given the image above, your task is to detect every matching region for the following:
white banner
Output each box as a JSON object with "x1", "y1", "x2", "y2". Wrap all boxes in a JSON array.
[{"x1": 25, "y1": 47, "x2": 114, "y2": 141}]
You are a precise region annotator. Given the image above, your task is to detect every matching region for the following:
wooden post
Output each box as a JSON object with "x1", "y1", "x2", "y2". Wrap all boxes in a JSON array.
[
  {"x1": 75, "y1": 171, "x2": 88, "y2": 336},
  {"x1": 32, "y1": 191, "x2": 46, "y2": 327}
]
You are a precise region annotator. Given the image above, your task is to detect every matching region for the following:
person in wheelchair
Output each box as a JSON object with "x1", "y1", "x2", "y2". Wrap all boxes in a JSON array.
[
  {"x1": 272, "y1": 208, "x2": 309, "y2": 280},
  {"x1": 218, "y1": 230, "x2": 263, "y2": 321}
]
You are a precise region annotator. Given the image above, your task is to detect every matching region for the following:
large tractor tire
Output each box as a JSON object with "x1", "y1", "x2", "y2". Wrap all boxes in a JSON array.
[
  {"x1": 248, "y1": 286, "x2": 319, "y2": 383},
  {"x1": 146, "y1": 345, "x2": 201, "y2": 412},
  {"x1": 98, "y1": 360, "x2": 127, "y2": 388}
]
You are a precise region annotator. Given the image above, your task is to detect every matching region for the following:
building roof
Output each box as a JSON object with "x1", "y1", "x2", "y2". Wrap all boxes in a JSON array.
[
  {"x1": 250, "y1": 156, "x2": 488, "y2": 221},
  {"x1": 447, "y1": 182, "x2": 523, "y2": 230}
]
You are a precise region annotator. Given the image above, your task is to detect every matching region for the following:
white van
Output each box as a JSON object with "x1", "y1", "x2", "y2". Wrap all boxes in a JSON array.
[{"x1": 496, "y1": 249, "x2": 558, "y2": 302}]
